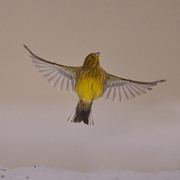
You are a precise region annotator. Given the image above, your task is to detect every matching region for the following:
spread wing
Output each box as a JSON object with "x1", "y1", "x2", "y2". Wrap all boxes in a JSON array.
[
  {"x1": 103, "y1": 73, "x2": 165, "y2": 101},
  {"x1": 24, "y1": 45, "x2": 79, "y2": 92}
]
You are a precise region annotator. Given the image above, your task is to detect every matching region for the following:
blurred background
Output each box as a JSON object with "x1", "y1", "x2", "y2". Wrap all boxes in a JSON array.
[{"x1": 0, "y1": 0, "x2": 180, "y2": 172}]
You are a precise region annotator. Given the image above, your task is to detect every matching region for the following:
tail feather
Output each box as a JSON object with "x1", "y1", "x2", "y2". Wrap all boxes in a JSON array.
[{"x1": 68, "y1": 99, "x2": 94, "y2": 125}]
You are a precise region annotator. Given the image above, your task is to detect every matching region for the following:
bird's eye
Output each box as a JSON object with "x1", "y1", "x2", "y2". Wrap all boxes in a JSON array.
[{"x1": 91, "y1": 56, "x2": 94, "y2": 59}]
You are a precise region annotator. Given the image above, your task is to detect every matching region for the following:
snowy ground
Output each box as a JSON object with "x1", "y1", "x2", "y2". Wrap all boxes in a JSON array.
[{"x1": 1, "y1": 164, "x2": 180, "y2": 180}]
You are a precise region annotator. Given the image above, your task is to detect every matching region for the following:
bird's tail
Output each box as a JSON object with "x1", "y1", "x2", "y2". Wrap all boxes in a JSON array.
[{"x1": 68, "y1": 99, "x2": 94, "y2": 125}]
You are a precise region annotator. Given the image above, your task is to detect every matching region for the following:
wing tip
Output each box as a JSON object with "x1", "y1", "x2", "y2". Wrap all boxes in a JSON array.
[
  {"x1": 23, "y1": 44, "x2": 34, "y2": 56},
  {"x1": 158, "y1": 79, "x2": 166, "y2": 83},
  {"x1": 23, "y1": 44, "x2": 29, "y2": 51},
  {"x1": 154, "y1": 79, "x2": 166, "y2": 86}
]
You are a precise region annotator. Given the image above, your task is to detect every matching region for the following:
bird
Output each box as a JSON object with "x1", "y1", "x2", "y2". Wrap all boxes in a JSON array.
[{"x1": 24, "y1": 45, "x2": 165, "y2": 125}]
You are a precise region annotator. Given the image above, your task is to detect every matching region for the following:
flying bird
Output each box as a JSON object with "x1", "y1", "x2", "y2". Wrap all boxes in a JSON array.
[{"x1": 24, "y1": 45, "x2": 165, "y2": 125}]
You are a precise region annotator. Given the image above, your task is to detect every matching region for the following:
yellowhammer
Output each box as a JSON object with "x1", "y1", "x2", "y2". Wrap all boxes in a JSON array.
[{"x1": 24, "y1": 45, "x2": 165, "y2": 125}]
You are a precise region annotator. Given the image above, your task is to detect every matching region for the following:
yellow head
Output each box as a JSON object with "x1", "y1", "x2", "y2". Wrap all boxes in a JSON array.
[{"x1": 83, "y1": 52, "x2": 100, "y2": 67}]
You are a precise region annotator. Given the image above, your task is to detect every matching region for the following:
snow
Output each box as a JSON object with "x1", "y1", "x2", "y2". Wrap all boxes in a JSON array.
[{"x1": 1, "y1": 164, "x2": 180, "y2": 180}]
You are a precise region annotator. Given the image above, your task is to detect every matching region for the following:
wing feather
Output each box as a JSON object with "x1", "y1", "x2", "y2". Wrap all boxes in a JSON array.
[
  {"x1": 24, "y1": 45, "x2": 78, "y2": 92},
  {"x1": 103, "y1": 73, "x2": 165, "y2": 102}
]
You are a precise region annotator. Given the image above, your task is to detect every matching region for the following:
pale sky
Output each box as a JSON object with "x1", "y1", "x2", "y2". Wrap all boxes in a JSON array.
[{"x1": 0, "y1": 0, "x2": 180, "y2": 172}]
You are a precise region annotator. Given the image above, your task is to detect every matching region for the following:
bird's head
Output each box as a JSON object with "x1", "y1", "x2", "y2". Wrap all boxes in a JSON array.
[{"x1": 83, "y1": 52, "x2": 100, "y2": 67}]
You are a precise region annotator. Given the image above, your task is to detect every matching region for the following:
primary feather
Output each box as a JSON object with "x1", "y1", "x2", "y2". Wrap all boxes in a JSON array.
[
  {"x1": 103, "y1": 74, "x2": 165, "y2": 101},
  {"x1": 24, "y1": 45, "x2": 78, "y2": 92}
]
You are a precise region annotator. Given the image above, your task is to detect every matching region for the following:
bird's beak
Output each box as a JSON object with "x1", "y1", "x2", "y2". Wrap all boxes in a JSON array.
[{"x1": 96, "y1": 52, "x2": 100, "y2": 56}]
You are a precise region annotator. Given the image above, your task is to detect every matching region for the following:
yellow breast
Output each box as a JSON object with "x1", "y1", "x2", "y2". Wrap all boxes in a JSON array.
[{"x1": 75, "y1": 67, "x2": 107, "y2": 101}]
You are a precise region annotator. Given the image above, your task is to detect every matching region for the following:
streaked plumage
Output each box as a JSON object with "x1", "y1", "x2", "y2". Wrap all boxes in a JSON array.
[{"x1": 24, "y1": 45, "x2": 165, "y2": 125}]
